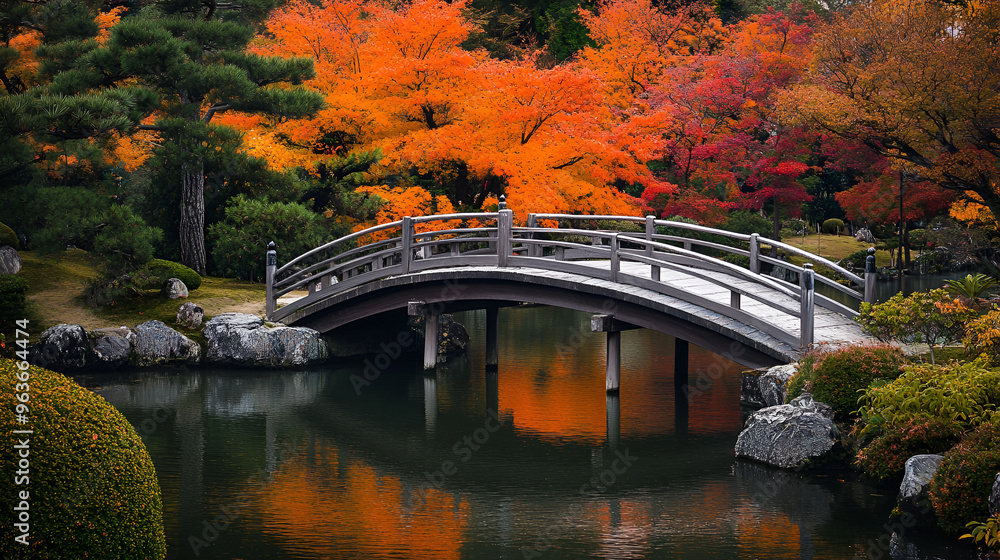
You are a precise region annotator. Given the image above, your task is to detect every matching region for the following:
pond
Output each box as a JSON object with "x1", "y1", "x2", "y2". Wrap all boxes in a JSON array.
[{"x1": 77, "y1": 306, "x2": 983, "y2": 559}]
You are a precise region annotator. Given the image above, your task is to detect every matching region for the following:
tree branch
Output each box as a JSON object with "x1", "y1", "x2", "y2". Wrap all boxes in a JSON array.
[
  {"x1": 552, "y1": 156, "x2": 584, "y2": 170},
  {"x1": 202, "y1": 104, "x2": 230, "y2": 123}
]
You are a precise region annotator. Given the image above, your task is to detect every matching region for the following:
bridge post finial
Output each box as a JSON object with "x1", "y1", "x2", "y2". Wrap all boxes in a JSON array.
[
  {"x1": 799, "y1": 263, "x2": 815, "y2": 349},
  {"x1": 498, "y1": 194, "x2": 507, "y2": 210},
  {"x1": 265, "y1": 241, "x2": 277, "y2": 320},
  {"x1": 864, "y1": 247, "x2": 877, "y2": 303}
]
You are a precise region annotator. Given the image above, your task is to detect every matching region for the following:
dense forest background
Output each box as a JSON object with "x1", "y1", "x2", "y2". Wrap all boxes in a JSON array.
[{"x1": 0, "y1": 0, "x2": 997, "y2": 297}]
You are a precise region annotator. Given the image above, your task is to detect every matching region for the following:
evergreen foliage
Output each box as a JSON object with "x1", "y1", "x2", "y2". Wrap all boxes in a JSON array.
[{"x1": 208, "y1": 195, "x2": 328, "y2": 281}]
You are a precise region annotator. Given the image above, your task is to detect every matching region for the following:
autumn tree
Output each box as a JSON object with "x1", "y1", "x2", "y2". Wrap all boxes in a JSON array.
[
  {"x1": 781, "y1": 0, "x2": 1000, "y2": 228},
  {"x1": 52, "y1": 0, "x2": 324, "y2": 274}
]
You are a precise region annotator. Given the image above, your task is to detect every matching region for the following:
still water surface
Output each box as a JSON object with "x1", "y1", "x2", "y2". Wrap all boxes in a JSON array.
[{"x1": 78, "y1": 306, "x2": 979, "y2": 559}]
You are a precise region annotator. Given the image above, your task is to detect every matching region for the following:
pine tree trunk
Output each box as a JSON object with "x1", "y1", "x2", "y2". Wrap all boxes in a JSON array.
[{"x1": 179, "y1": 159, "x2": 207, "y2": 275}]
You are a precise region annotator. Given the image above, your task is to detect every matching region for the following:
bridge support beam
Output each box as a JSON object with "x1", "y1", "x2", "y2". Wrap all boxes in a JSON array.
[
  {"x1": 486, "y1": 306, "x2": 499, "y2": 371},
  {"x1": 592, "y1": 314, "x2": 639, "y2": 393},
  {"x1": 409, "y1": 301, "x2": 440, "y2": 370}
]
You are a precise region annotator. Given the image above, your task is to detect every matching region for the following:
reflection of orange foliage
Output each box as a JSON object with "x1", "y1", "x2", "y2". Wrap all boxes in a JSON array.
[
  {"x1": 735, "y1": 507, "x2": 800, "y2": 559},
  {"x1": 496, "y1": 333, "x2": 742, "y2": 443},
  {"x1": 259, "y1": 445, "x2": 469, "y2": 559}
]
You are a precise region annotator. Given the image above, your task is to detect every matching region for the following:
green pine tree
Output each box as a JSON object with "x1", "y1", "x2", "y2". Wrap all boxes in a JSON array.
[{"x1": 50, "y1": 0, "x2": 323, "y2": 274}]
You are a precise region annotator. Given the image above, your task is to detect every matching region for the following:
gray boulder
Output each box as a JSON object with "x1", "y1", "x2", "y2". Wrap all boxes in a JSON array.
[
  {"x1": 735, "y1": 392, "x2": 837, "y2": 469},
  {"x1": 204, "y1": 313, "x2": 328, "y2": 367},
  {"x1": 128, "y1": 320, "x2": 201, "y2": 366},
  {"x1": 991, "y1": 473, "x2": 1000, "y2": 517},
  {"x1": 759, "y1": 364, "x2": 797, "y2": 407},
  {"x1": 855, "y1": 228, "x2": 876, "y2": 243},
  {"x1": 898, "y1": 454, "x2": 944, "y2": 511},
  {"x1": 0, "y1": 245, "x2": 21, "y2": 275},
  {"x1": 29, "y1": 324, "x2": 89, "y2": 370},
  {"x1": 176, "y1": 302, "x2": 204, "y2": 329},
  {"x1": 88, "y1": 327, "x2": 133, "y2": 370},
  {"x1": 163, "y1": 277, "x2": 188, "y2": 299}
]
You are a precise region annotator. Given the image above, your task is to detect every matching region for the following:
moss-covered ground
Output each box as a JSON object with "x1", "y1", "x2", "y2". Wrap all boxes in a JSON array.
[{"x1": 18, "y1": 250, "x2": 265, "y2": 337}]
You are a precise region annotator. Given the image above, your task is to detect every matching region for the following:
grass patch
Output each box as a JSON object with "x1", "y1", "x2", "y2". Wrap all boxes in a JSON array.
[
  {"x1": 93, "y1": 276, "x2": 266, "y2": 329},
  {"x1": 18, "y1": 249, "x2": 266, "y2": 333},
  {"x1": 780, "y1": 234, "x2": 891, "y2": 266}
]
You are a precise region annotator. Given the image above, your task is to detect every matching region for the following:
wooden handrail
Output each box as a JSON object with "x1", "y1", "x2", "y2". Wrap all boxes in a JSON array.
[{"x1": 266, "y1": 211, "x2": 865, "y2": 349}]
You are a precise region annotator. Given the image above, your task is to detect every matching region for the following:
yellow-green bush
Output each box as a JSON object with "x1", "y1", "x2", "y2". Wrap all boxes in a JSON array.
[
  {"x1": 0, "y1": 221, "x2": 19, "y2": 249},
  {"x1": 0, "y1": 359, "x2": 165, "y2": 559},
  {"x1": 855, "y1": 359, "x2": 1000, "y2": 439},
  {"x1": 145, "y1": 258, "x2": 201, "y2": 290}
]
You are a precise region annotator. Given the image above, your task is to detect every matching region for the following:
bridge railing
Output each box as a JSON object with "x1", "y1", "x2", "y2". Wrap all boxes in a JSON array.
[{"x1": 266, "y1": 209, "x2": 876, "y2": 350}]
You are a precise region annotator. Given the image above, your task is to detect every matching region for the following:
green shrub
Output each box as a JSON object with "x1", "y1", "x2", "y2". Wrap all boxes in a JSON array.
[
  {"x1": 145, "y1": 259, "x2": 202, "y2": 290},
  {"x1": 0, "y1": 221, "x2": 19, "y2": 249},
  {"x1": 722, "y1": 210, "x2": 771, "y2": 236},
  {"x1": 841, "y1": 249, "x2": 870, "y2": 270},
  {"x1": 779, "y1": 227, "x2": 798, "y2": 240},
  {"x1": 855, "y1": 417, "x2": 965, "y2": 480},
  {"x1": 856, "y1": 359, "x2": 1000, "y2": 439},
  {"x1": 909, "y1": 228, "x2": 927, "y2": 250},
  {"x1": 0, "y1": 359, "x2": 166, "y2": 559},
  {"x1": 0, "y1": 274, "x2": 28, "y2": 332},
  {"x1": 208, "y1": 195, "x2": 328, "y2": 281},
  {"x1": 822, "y1": 218, "x2": 845, "y2": 234},
  {"x1": 930, "y1": 422, "x2": 1000, "y2": 533},
  {"x1": 809, "y1": 344, "x2": 905, "y2": 419}
]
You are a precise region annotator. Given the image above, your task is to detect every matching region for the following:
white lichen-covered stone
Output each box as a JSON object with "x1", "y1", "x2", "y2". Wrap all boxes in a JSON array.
[
  {"x1": 29, "y1": 324, "x2": 89, "y2": 370},
  {"x1": 128, "y1": 320, "x2": 201, "y2": 366},
  {"x1": 735, "y1": 392, "x2": 837, "y2": 469},
  {"x1": 163, "y1": 277, "x2": 188, "y2": 299},
  {"x1": 0, "y1": 245, "x2": 21, "y2": 275},
  {"x1": 176, "y1": 302, "x2": 204, "y2": 329},
  {"x1": 759, "y1": 363, "x2": 797, "y2": 407},
  {"x1": 204, "y1": 313, "x2": 328, "y2": 367},
  {"x1": 898, "y1": 454, "x2": 944, "y2": 509},
  {"x1": 88, "y1": 327, "x2": 133, "y2": 369}
]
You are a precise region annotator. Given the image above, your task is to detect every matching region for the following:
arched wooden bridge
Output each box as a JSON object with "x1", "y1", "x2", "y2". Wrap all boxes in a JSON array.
[{"x1": 265, "y1": 207, "x2": 876, "y2": 373}]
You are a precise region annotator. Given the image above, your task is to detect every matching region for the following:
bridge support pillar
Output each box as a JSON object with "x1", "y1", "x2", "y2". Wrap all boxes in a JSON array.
[
  {"x1": 486, "y1": 306, "x2": 499, "y2": 371},
  {"x1": 424, "y1": 374, "x2": 437, "y2": 435},
  {"x1": 606, "y1": 393, "x2": 620, "y2": 449},
  {"x1": 486, "y1": 369, "x2": 499, "y2": 417},
  {"x1": 592, "y1": 314, "x2": 639, "y2": 393},
  {"x1": 409, "y1": 301, "x2": 440, "y2": 370},
  {"x1": 606, "y1": 331, "x2": 621, "y2": 392}
]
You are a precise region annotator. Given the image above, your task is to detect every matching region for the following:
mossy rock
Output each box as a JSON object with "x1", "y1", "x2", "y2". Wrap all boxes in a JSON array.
[
  {"x1": 146, "y1": 259, "x2": 201, "y2": 290},
  {"x1": 0, "y1": 359, "x2": 166, "y2": 559},
  {"x1": 0, "y1": 221, "x2": 19, "y2": 250}
]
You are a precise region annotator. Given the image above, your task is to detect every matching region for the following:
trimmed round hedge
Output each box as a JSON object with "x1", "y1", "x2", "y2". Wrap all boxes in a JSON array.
[
  {"x1": 0, "y1": 221, "x2": 19, "y2": 249},
  {"x1": 146, "y1": 258, "x2": 201, "y2": 290},
  {"x1": 930, "y1": 422, "x2": 1000, "y2": 534},
  {"x1": 0, "y1": 359, "x2": 166, "y2": 559}
]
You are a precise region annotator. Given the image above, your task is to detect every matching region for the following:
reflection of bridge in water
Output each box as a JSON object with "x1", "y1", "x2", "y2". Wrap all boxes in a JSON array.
[{"x1": 266, "y1": 206, "x2": 875, "y2": 388}]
